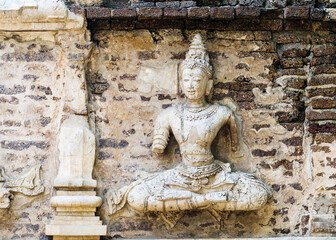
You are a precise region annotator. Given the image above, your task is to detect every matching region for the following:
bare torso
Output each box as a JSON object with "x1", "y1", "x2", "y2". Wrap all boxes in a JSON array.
[{"x1": 159, "y1": 103, "x2": 231, "y2": 167}]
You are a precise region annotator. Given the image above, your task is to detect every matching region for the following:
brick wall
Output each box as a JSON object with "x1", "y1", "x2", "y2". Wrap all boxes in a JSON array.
[{"x1": 85, "y1": 29, "x2": 336, "y2": 238}]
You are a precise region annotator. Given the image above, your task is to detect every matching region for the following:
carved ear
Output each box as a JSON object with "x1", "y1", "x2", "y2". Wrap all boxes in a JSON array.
[{"x1": 205, "y1": 80, "x2": 213, "y2": 99}]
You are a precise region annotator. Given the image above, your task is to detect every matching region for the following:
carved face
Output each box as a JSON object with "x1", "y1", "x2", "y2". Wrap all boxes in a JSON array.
[{"x1": 181, "y1": 68, "x2": 208, "y2": 101}]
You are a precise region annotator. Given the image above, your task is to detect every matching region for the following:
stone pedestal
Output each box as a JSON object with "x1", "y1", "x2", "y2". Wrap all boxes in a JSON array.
[{"x1": 46, "y1": 115, "x2": 106, "y2": 239}]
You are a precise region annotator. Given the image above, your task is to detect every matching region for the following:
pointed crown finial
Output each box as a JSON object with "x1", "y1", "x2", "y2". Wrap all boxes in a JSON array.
[{"x1": 181, "y1": 34, "x2": 212, "y2": 78}]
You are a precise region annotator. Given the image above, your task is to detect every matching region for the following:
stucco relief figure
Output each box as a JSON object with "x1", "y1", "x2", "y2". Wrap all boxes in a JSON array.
[
  {"x1": 108, "y1": 34, "x2": 271, "y2": 227},
  {"x1": 0, "y1": 165, "x2": 44, "y2": 211}
]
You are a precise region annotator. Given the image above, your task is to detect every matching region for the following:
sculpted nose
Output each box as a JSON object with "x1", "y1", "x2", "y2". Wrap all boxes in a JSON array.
[
  {"x1": 186, "y1": 80, "x2": 193, "y2": 89},
  {"x1": 189, "y1": 80, "x2": 196, "y2": 89}
]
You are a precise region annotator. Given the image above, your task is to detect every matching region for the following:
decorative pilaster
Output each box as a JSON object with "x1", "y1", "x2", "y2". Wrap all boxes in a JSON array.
[{"x1": 46, "y1": 115, "x2": 106, "y2": 239}]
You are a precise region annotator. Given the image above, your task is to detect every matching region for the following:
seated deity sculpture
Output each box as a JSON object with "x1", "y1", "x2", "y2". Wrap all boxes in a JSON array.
[{"x1": 108, "y1": 34, "x2": 271, "y2": 227}]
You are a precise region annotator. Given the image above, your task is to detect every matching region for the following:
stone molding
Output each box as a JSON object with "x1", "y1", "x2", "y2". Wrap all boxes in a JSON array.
[{"x1": 0, "y1": 0, "x2": 84, "y2": 31}]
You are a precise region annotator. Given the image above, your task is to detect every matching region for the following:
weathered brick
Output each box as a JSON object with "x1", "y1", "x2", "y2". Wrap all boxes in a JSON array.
[
  {"x1": 312, "y1": 98, "x2": 336, "y2": 109},
  {"x1": 274, "y1": 33, "x2": 309, "y2": 44},
  {"x1": 156, "y1": 1, "x2": 179, "y2": 8},
  {"x1": 252, "y1": 149, "x2": 277, "y2": 157},
  {"x1": 254, "y1": 31, "x2": 272, "y2": 41},
  {"x1": 136, "y1": 19, "x2": 184, "y2": 29},
  {"x1": 180, "y1": 1, "x2": 196, "y2": 7},
  {"x1": 315, "y1": 134, "x2": 336, "y2": 144},
  {"x1": 0, "y1": 85, "x2": 26, "y2": 95},
  {"x1": 86, "y1": 7, "x2": 111, "y2": 19},
  {"x1": 280, "y1": 68, "x2": 306, "y2": 76},
  {"x1": 287, "y1": 78, "x2": 306, "y2": 89},
  {"x1": 1, "y1": 140, "x2": 48, "y2": 150},
  {"x1": 210, "y1": 7, "x2": 235, "y2": 20},
  {"x1": 272, "y1": 159, "x2": 293, "y2": 170},
  {"x1": 309, "y1": 122, "x2": 336, "y2": 134},
  {"x1": 280, "y1": 58, "x2": 304, "y2": 69},
  {"x1": 313, "y1": 45, "x2": 336, "y2": 57},
  {"x1": 260, "y1": 8, "x2": 284, "y2": 19},
  {"x1": 185, "y1": 19, "x2": 282, "y2": 31},
  {"x1": 310, "y1": 8, "x2": 325, "y2": 20},
  {"x1": 235, "y1": 6, "x2": 260, "y2": 18},
  {"x1": 89, "y1": 82, "x2": 110, "y2": 94},
  {"x1": 164, "y1": 8, "x2": 188, "y2": 19},
  {"x1": 214, "y1": 81, "x2": 266, "y2": 91},
  {"x1": 281, "y1": 136, "x2": 303, "y2": 146},
  {"x1": 99, "y1": 138, "x2": 129, "y2": 148},
  {"x1": 311, "y1": 55, "x2": 336, "y2": 66},
  {"x1": 110, "y1": 20, "x2": 135, "y2": 30},
  {"x1": 276, "y1": 111, "x2": 300, "y2": 123},
  {"x1": 289, "y1": 183, "x2": 303, "y2": 191},
  {"x1": 188, "y1": 7, "x2": 210, "y2": 19},
  {"x1": 137, "y1": 7, "x2": 163, "y2": 20},
  {"x1": 284, "y1": 20, "x2": 312, "y2": 31},
  {"x1": 293, "y1": 0, "x2": 315, "y2": 6},
  {"x1": 312, "y1": 64, "x2": 336, "y2": 75},
  {"x1": 87, "y1": 19, "x2": 110, "y2": 30},
  {"x1": 282, "y1": 48, "x2": 309, "y2": 58},
  {"x1": 311, "y1": 34, "x2": 336, "y2": 45},
  {"x1": 313, "y1": 21, "x2": 336, "y2": 31},
  {"x1": 307, "y1": 110, "x2": 336, "y2": 121},
  {"x1": 307, "y1": 87, "x2": 336, "y2": 98},
  {"x1": 111, "y1": 9, "x2": 136, "y2": 19},
  {"x1": 284, "y1": 6, "x2": 309, "y2": 19},
  {"x1": 130, "y1": 2, "x2": 155, "y2": 7}
]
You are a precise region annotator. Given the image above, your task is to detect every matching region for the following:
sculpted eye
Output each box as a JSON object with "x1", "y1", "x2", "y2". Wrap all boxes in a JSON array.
[{"x1": 184, "y1": 78, "x2": 190, "y2": 82}]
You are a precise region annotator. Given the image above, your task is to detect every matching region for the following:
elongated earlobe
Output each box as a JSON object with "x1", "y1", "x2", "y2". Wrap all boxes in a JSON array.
[{"x1": 205, "y1": 80, "x2": 213, "y2": 100}]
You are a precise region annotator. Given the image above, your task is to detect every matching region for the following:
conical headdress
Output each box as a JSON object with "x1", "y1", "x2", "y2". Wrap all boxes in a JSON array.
[{"x1": 181, "y1": 34, "x2": 212, "y2": 78}]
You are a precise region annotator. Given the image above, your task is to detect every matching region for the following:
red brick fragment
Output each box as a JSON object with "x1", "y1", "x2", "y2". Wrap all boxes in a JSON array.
[
  {"x1": 86, "y1": 7, "x2": 111, "y2": 19},
  {"x1": 235, "y1": 6, "x2": 260, "y2": 18},
  {"x1": 210, "y1": 7, "x2": 234, "y2": 20},
  {"x1": 111, "y1": 9, "x2": 136, "y2": 19},
  {"x1": 137, "y1": 7, "x2": 163, "y2": 20},
  {"x1": 309, "y1": 123, "x2": 336, "y2": 134},
  {"x1": 164, "y1": 8, "x2": 188, "y2": 19},
  {"x1": 284, "y1": 6, "x2": 309, "y2": 19},
  {"x1": 188, "y1": 7, "x2": 210, "y2": 19},
  {"x1": 252, "y1": 149, "x2": 277, "y2": 157}
]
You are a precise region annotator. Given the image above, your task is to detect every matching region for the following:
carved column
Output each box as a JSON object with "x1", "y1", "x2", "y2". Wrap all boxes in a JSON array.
[
  {"x1": 44, "y1": 2, "x2": 106, "y2": 239},
  {"x1": 46, "y1": 115, "x2": 106, "y2": 239}
]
